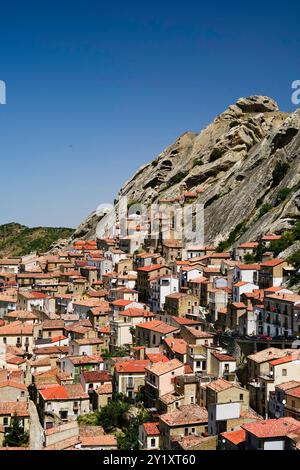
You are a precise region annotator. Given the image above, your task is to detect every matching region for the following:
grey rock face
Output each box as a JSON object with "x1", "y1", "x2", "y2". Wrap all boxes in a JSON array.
[{"x1": 71, "y1": 96, "x2": 300, "y2": 247}]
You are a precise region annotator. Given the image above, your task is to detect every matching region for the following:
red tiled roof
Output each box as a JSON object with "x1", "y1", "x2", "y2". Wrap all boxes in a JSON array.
[
  {"x1": 137, "y1": 264, "x2": 167, "y2": 272},
  {"x1": 242, "y1": 417, "x2": 300, "y2": 439},
  {"x1": 270, "y1": 355, "x2": 294, "y2": 366},
  {"x1": 40, "y1": 384, "x2": 88, "y2": 400},
  {"x1": 164, "y1": 338, "x2": 188, "y2": 355},
  {"x1": 221, "y1": 429, "x2": 246, "y2": 446},
  {"x1": 115, "y1": 360, "x2": 150, "y2": 374},
  {"x1": 146, "y1": 353, "x2": 169, "y2": 363},
  {"x1": 143, "y1": 422, "x2": 160, "y2": 436},
  {"x1": 261, "y1": 258, "x2": 285, "y2": 268},
  {"x1": 212, "y1": 351, "x2": 236, "y2": 362},
  {"x1": 136, "y1": 319, "x2": 178, "y2": 335}
]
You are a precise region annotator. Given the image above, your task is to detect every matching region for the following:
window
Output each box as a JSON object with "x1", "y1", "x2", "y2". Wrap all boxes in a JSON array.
[
  {"x1": 151, "y1": 438, "x2": 156, "y2": 447},
  {"x1": 196, "y1": 361, "x2": 201, "y2": 368},
  {"x1": 282, "y1": 369, "x2": 287, "y2": 377},
  {"x1": 3, "y1": 337, "x2": 6, "y2": 344},
  {"x1": 191, "y1": 428, "x2": 195, "y2": 434},
  {"x1": 60, "y1": 410, "x2": 68, "y2": 420},
  {"x1": 184, "y1": 427, "x2": 189, "y2": 436},
  {"x1": 240, "y1": 394, "x2": 244, "y2": 401},
  {"x1": 3, "y1": 417, "x2": 8, "y2": 426}
]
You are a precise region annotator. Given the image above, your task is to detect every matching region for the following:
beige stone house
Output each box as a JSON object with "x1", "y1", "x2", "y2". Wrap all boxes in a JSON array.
[{"x1": 159, "y1": 404, "x2": 208, "y2": 449}]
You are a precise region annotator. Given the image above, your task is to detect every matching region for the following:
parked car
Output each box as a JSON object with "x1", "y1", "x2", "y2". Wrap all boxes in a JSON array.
[{"x1": 259, "y1": 335, "x2": 272, "y2": 341}]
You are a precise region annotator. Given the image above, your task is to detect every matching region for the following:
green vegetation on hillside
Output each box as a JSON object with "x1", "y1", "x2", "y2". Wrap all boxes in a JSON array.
[
  {"x1": 77, "y1": 394, "x2": 151, "y2": 450},
  {"x1": 0, "y1": 222, "x2": 74, "y2": 257},
  {"x1": 217, "y1": 220, "x2": 248, "y2": 252}
]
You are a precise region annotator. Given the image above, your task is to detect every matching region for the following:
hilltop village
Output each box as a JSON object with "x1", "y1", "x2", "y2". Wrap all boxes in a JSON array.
[{"x1": 1, "y1": 208, "x2": 300, "y2": 451}]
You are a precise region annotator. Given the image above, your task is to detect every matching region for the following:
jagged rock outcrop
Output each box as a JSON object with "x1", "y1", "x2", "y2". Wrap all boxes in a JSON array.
[{"x1": 71, "y1": 96, "x2": 300, "y2": 247}]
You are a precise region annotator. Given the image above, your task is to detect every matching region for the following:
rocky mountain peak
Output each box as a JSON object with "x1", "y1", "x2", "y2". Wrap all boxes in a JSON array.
[{"x1": 70, "y1": 96, "x2": 300, "y2": 249}]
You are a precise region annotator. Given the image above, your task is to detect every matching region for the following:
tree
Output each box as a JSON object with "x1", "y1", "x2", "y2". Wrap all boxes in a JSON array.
[
  {"x1": 3, "y1": 414, "x2": 29, "y2": 447},
  {"x1": 129, "y1": 326, "x2": 136, "y2": 343},
  {"x1": 97, "y1": 398, "x2": 130, "y2": 432},
  {"x1": 244, "y1": 253, "x2": 255, "y2": 264},
  {"x1": 116, "y1": 408, "x2": 152, "y2": 450}
]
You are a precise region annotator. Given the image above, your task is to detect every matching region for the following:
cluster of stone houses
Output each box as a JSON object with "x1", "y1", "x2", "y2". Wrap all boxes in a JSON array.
[{"x1": 0, "y1": 224, "x2": 300, "y2": 451}]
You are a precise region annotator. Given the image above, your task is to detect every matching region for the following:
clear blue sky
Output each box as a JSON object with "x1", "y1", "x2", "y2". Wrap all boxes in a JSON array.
[{"x1": 1, "y1": 0, "x2": 300, "y2": 228}]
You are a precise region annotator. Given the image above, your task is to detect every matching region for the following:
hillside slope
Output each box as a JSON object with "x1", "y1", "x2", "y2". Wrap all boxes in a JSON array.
[
  {"x1": 71, "y1": 96, "x2": 300, "y2": 247},
  {"x1": 0, "y1": 223, "x2": 74, "y2": 257}
]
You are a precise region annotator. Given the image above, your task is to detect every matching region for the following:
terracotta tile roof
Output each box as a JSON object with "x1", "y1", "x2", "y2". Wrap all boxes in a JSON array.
[
  {"x1": 5, "y1": 309, "x2": 37, "y2": 319},
  {"x1": 146, "y1": 358, "x2": 183, "y2": 376},
  {"x1": 115, "y1": 360, "x2": 150, "y2": 374},
  {"x1": 136, "y1": 319, "x2": 179, "y2": 335},
  {"x1": 40, "y1": 384, "x2": 88, "y2": 400},
  {"x1": 0, "y1": 380, "x2": 27, "y2": 390},
  {"x1": 261, "y1": 258, "x2": 285, "y2": 268},
  {"x1": 233, "y1": 282, "x2": 251, "y2": 288},
  {"x1": 266, "y1": 293, "x2": 300, "y2": 303},
  {"x1": 119, "y1": 308, "x2": 153, "y2": 318},
  {"x1": 80, "y1": 435, "x2": 117, "y2": 446},
  {"x1": 184, "y1": 364, "x2": 193, "y2": 374},
  {"x1": 207, "y1": 378, "x2": 240, "y2": 393},
  {"x1": 211, "y1": 351, "x2": 236, "y2": 362},
  {"x1": 164, "y1": 338, "x2": 188, "y2": 355},
  {"x1": 285, "y1": 386, "x2": 300, "y2": 399},
  {"x1": 248, "y1": 348, "x2": 293, "y2": 364},
  {"x1": 270, "y1": 354, "x2": 295, "y2": 366},
  {"x1": 237, "y1": 264, "x2": 261, "y2": 271},
  {"x1": 81, "y1": 371, "x2": 111, "y2": 383},
  {"x1": 18, "y1": 290, "x2": 48, "y2": 299},
  {"x1": 146, "y1": 353, "x2": 169, "y2": 363},
  {"x1": 159, "y1": 405, "x2": 208, "y2": 426},
  {"x1": 45, "y1": 436, "x2": 80, "y2": 450},
  {"x1": 184, "y1": 327, "x2": 214, "y2": 339},
  {"x1": 97, "y1": 383, "x2": 113, "y2": 394},
  {"x1": 111, "y1": 299, "x2": 133, "y2": 307},
  {"x1": 261, "y1": 234, "x2": 282, "y2": 241},
  {"x1": 170, "y1": 317, "x2": 203, "y2": 326},
  {"x1": 238, "y1": 242, "x2": 259, "y2": 249},
  {"x1": 276, "y1": 381, "x2": 300, "y2": 391},
  {"x1": 74, "y1": 338, "x2": 103, "y2": 346},
  {"x1": 221, "y1": 429, "x2": 246, "y2": 445},
  {"x1": 33, "y1": 345, "x2": 69, "y2": 356},
  {"x1": 67, "y1": 355, "x2": 103, "y2": 365},
  {"x1": 242, "y1": 417, "x2": 300, "y2": 438},
  {"x1": 42, "y1": 320, "x2": 65, "y2": 329},
  {"x1": 232, "y1": 302, "x2": 247, "y2": 309},
  {"x1": 137, "y1": 264, "x2": 167, "y2": 272},
  {"x1": 0, "y1": 402, "x2": 29, "y2": 416},
  {"x1": 0, "y1": 321, "x2": 33, "y2": 335},
  {"x1": 143, "y1": 422, "x2": 160, "y2": 436}
]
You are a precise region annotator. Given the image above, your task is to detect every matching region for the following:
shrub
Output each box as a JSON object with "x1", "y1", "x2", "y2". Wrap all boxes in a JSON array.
[
  {"x1": 272, "y1": 161, "x2": 290, "y2": 187},
  {"x1": 276, "y1": 187, "x2": 292, "y2": 204},
  {"x1": 3, "y1": 414, "x2": 29, "y2": 447},
  {"x1": 193, "y1": 158, "x2": 204, "y2": 168},
  {"x1": 166, "y1": 171, "x2": 188, "y2": 188},
  {"x1": 244, "y1": 253, "x2": 255, "y2": 264},
  {"x1": 259, "y1": 203, "x2": 273, "y2": 218},
  {"x1": 209, "y1": 148, "x2": 225, "y2": 162}
]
